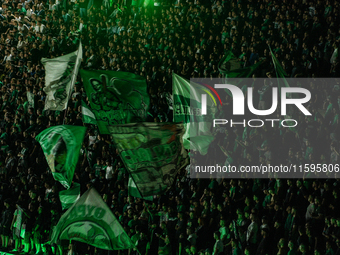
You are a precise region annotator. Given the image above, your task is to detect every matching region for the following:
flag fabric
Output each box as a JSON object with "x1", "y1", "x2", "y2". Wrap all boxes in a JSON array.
[
  {"x1": 143, "y1": 0, "x2": 154, "y2": 8},
  {"x1": 51, "y1": 188, "x2": 135, "y2": 250},
  {"x1": 41, "y1": 42, "x2": 82, "y2": 111},
  {"x1": 36, "y1": 125, "x2": 86, "y2": 189},
  {"x1": 269, "y1": 47, "x2": 288, "y2": 78},
  {"x1": 81, "y1": 100, "x2": 97, "y2": 125},
  {"x1": 59, "y1": 182, "x2": 81, "y2": 210},
  {"x1": 173, "y1": 73, "x2": 215, "y2": 155},
  {"x1": 218, "y1": 50, "x2": 263, "y2": 97},
  {"x1": 80, "y1": 70, "x2": 149, "y2": 134},
  {"x1": 128, "y1": 177, "x2": 153, "y2": 201},
  {"x1": 108, "y1": 122, "x2": 188, "y2": 197}
]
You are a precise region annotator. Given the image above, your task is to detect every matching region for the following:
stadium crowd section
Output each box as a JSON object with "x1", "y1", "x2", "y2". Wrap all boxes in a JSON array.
[{"x1": 0, "y1": 0, "x2": 340, "y2": 254}]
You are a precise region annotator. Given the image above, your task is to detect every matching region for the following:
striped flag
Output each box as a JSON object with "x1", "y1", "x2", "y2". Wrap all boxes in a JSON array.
[
  {"x1": 173, "y1": 73, "x2": 215, "y2": 155},
  {"x1": 128, "y1": 177, "x2": 153, "y2": 201},
  {"x1": 36, "y1": 125, "x2": 86, "y2": 189},
  {"x1": 81, "y1": 101, "x2": 97, "y2": 125}
]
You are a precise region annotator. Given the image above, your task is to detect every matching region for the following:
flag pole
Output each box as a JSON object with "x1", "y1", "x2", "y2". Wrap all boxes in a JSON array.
[{"x1": 268, "y1": 44, "x2": 302, "y2": 147}]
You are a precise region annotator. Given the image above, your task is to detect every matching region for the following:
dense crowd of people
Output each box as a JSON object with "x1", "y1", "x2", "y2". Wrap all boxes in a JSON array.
[{"x1": 0, "y1": 0, "x2": 340, "y2": 254}]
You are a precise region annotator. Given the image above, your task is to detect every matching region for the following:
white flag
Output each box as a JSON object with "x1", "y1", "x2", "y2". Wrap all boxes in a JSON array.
[{"x1": 41, "y1": 42, "x2": 83, "y2": 111}]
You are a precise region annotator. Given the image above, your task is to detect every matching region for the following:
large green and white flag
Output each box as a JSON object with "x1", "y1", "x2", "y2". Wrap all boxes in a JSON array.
[
  {"x1": 173, "y1": 73, "x2": 215, "y2": 155},
  {"x1": 143, "y1": 0, "x2": 154, "y2": 8},
  {"x1": 81, "y1": 100, "x2": 97, "y2": 125},
  {"x1": 36, "y1": 125, "x2": 86, "y2": 189},
  {"x1": 59, "y1": 182, "x2": 81, "y2": 210},
  {"x1": 51, "y1": 188, "x2": 135, "y2": 250},
  {"x1": 41, "y1": 42, "x2": 82, "y2": 111},
  {"x1": 108, "y1": 122, "x2": 188, "y2": 197},
  {"x1": 80, "y1": 70, "x2": 149, "y2": 134},
  {"x1": 128, "y1": 177, "x2": 153, "y2": 201}
]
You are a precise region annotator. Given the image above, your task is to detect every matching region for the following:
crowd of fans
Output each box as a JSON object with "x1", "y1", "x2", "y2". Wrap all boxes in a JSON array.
[{"x1": 0, "y1": 0, "x2": 340, "y2": 254}]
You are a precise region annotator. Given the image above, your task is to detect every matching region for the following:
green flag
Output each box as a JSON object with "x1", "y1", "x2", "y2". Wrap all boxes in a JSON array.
[
  {"x1": 128, "y1": 177, "x2": 153, "y2": 201},
  {"x1": 218, "y1": 50, "x2": 262, "y2": 79},
  {"x1": 108, "y1": 122, "x2": 188, "y2": 197},
  {"x1": 218, "y1": 50, "x2": 262, "y2": 97},
  {"x1": 218, "y1": 50, "x2": 263, "y2": 97},
  {"x1": 51, "y1": 188, "x2": 135, "y2": 250},
  {"x1": 269, "y1": 46, "x2": 291, "y2": 90},
  {"x1": 173, "y1": 73, "x2": 215, "y2": 155},
  {"x1": 59, "y1": 182, "x2": 81, "y2": 210},
  {"x1": 82, "y1": 100, "x2": 97, "y2": 125},
  {"x1": 80, "y1": 70, "x2": 149, "y2": 134},
  {"x1": 269, "y1": 47, "x2": 297, "y2": 133},
  {"x1": 36, "y1": 125, "x2": 86, "y2": 189},
  {"x1": 42, "y1": 42, "x2": 82, "y2": 111},
  {"x1": 269, "y1": 47, "x2": 288, "y2": 78}
]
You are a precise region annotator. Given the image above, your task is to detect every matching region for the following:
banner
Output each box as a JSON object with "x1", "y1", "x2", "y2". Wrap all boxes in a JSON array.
[
  {"x1": 269, "y1": 46, "x2": 297, "y2": 133},
  {"x1": 59, "y1": 182, "x2": 81, "y2": 210},
  {"x1": 173, "y1": 73, "x2": 215, "y2": 155},
  {"x1": 108, "y1": 122, "x2": 188, "y2": 197},
  {"x1": 36, "y1": 125, "x2": 86, "y2": 189},
  {"x1": 81, "y1": 70, "x2": 149, "y2": 134},
  {"x1": 51, "y1": 188, "x2": 135, "y2": 250},
  {"x1": 82, "y1": 100, "x2": 97, "y2": 125},
  {"x1": 41, "y1": 42, "x2": 82, "y2": 111},
  {"x1": 218, "y1": 50, "x2": 262, "y2": 79}
]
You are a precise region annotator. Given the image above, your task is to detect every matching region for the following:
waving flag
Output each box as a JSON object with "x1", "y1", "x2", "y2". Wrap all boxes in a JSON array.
[
  {"x1": 81, "y1": 70, "x2": 149, "y2": 134},
  {"x1": 41, "y1": 42, "x2": 82, "y2": 111},
  {"x1": 36, "y1": 125, "x2": 86, "y2": 189},
  {"x1": 269, "y1": 46, "x2": 297, "y2": 133},
  {"x1": 173, "y1": 73, "x2": 216, "y2": 155},
  {"x1": 51, "y1": 188, "x2": 135, "y2": 250},
  {"x1": 82, "y1": 100, "x2": 97, "y2": 125},
  {"x1": 108, "y1": 122, "x2": 188, "y2": 197},
  {"x1": 128, "y1": 177, "x2": 153, "y2": 201},
  {"x1": 59, "y1": 182, "x2": 81, "y2": 210}
]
